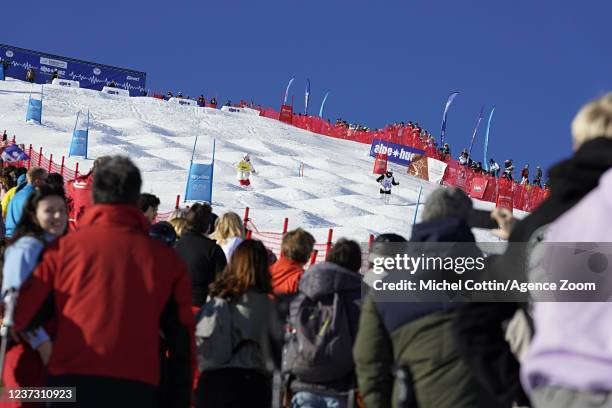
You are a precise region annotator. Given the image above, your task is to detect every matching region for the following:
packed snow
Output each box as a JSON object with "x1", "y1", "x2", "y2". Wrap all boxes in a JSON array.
[{"x1": 0, "y1": 78, "x2": 513, "y2": 243}]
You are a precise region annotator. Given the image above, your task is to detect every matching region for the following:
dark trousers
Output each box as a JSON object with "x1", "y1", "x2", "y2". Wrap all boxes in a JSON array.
[
  {"x1": 195, "y1": 368, "x2": 271, "y2": 408},
  {"x1": 46, "y1": 374, "x2": 158, "y2": 407}
]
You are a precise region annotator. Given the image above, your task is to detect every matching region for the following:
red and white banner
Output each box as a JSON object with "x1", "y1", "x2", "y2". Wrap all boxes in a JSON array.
[
  {"x1": 469, "y1": 175, "x2": 489, "y2": 200},
  {"x1": 373, "y1": 153, "x2": 387, "y2": 174},
  {"x1": 408, "y1": 155, "x2": 448, "y2": 184},
  {"x1": 496, "y1": 177, "x2": 514, "y2": 213}
]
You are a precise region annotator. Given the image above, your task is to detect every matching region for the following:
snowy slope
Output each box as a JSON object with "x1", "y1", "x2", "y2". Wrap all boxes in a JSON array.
[{"x1": 0, "y1": 78, "x2": 512, "y2": 243}]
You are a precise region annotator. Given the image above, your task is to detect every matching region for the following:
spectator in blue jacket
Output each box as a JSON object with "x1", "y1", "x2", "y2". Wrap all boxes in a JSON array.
[{"x1": 5, "y1": 167, "x2": 47, "y2": 237}]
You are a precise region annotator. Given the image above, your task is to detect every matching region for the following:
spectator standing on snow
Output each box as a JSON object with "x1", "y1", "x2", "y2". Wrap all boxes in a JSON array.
[
  {"x1": 13, "y1": 156, "x2": 195, "y2": 407},
  {"x1": 210, "y1": 211, "x2": 245, "y2": 263},
  {"x1": 284, "y1": 239, "x2": 363, "y2": 408},
  {"x1": 354, "y1": 187, "x2": 498, "y2": 408},
  {"x1": 2, "y1": 185, "x2": 67, "y2": 394},
  {"x1": 454, "y1": 92, "x2": 612, "y2": 408},
  {"x1": 5, "y1": 167, "x2": 48, "y2": 238},
  {"x1": 25, "y1": 68, "x2": 35, "y2": 83},
  {"x1": 174, "y1": 202, "x2": 227, "y2": 307},
  {"x1": 533, "y1": 166, "x2": 543, "y2": 187},
  {"x1": 195, "y1": 240, "x2": 273, "y2": 408},
  {"x1": 520, "y1": 165, "x2": 529, "y2": 184},
  {"x1": 138, "y1": 193, "x2": 160, "y2": 224},
  {"x1": 65, "y1": 156, "x2": 111, "y2": 230},
  {"x1": 269, "y1": 228, "x2": 315, "y2": 294}
]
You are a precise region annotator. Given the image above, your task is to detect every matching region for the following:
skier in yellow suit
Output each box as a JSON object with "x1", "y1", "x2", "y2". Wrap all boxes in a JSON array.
[{"x1": 236, "y1": 153, "x2": 256, "y2": 186}]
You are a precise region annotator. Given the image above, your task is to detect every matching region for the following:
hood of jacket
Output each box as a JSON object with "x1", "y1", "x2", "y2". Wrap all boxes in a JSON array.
[
  {"x1": 79, "y1": 204, "x2": 150, "y2": 233},
  {"x1": 299, "y1": 262, "x2": 362, "y2": 299},
  {"x1": 410, "y1": 217, "x2": 475, "y2": 243}
]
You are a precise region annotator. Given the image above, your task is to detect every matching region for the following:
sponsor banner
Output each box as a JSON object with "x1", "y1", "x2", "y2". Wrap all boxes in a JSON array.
[
  {"x1": 279, "y1": 104, "x2": 293, "y2": 124},
  {"x1": 220, "y1": 106, "x2": 260, "y2": 115},
  {"x1": 373, "y1": 153, "x2": 387, "y2": 174},
  {"x1": 69, "y1": 130, "x2": 88, "y2": 157},
  {"x1": 369, "y1": 139, "x2": 425, "y2": 167},
  {"x1": 168, "y1": 98, "x2": 198, "y2": 106},
  {"x1": 427, "y1": 157, "x2": 448, "y2": 184},
  {"x1": 496, "y1": 177, "x2": 514, "y2": 212},
  {"x1": 0, "y1": 63, "x2": 4, "y2": 81},
  {"x1": 101, "y1": 86, "x2": 129, "y2": 96},
  {"x1": 469, "y1": 175, "x2": 488, "y2": 200},
  {"x1": 185, "y1": 163, "x2": 214, "y2": 202},
  {"x1": 51, "y1": 78, "x2": 80, "y2": 88},
  {"x1": 0, "y1": 43, "x2": 146, "y2": 96}
]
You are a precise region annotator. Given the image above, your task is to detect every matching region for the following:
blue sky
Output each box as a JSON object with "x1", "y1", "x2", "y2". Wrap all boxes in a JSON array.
[{"x1": 2, "y1": 0, "x2": 610, "y2": 176}]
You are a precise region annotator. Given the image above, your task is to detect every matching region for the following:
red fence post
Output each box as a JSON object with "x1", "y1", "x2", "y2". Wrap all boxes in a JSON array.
[
  {"x1": 368, "y1": 233, "x2": 375, "y2": 249},
  {"x1": 74, "y1": 162, "x2": 79, "y2": 180},
  {"x1": 246, "y1": 229, "x2": 252, "y2": 239},
  {"x1": 309, "y1": 249, "x2": 319, "y2": 265},
  {"x1": 175, "y1": 195, "x2": 180, "y2": 209},
  {"x1": 48, "y1": 154, "x2": 53, "y2": 173},
  {"x1": 37, "y1": 147, "x2": 42, "y2": 166},
  {"x1": 325, "y1": 228, "x2": 334, "y2": 259},
  {"x1": 243, "y1": 207, "x2": 250, "y2": 230},
  {"x1": 11, "y1": 135, "x2": 15, "y2": 143},
  {"x1": 60, "y1": 156, "x2": 65, "y2": 176},
  {"x1": 282, "y1": 218, "x2": 289, "y2": 235}
]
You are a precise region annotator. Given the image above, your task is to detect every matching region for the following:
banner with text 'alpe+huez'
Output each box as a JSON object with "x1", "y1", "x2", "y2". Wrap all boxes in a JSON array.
[
  {"x1": 0, "y1": 44, "x2": 146, "y2": 96},
  {"x1": 369, "y1": 139, "x2": 425, "y2": 168}
]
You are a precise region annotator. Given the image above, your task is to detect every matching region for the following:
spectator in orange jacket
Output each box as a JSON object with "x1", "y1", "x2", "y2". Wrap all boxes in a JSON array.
[{"x1": 269, "y1": 228, "x2": 315, "y2": 294}]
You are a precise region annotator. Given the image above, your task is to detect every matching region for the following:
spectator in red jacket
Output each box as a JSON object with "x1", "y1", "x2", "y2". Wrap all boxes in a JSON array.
[
  {"x1": 65, "y1": 156, "x2": 111, "y2": 230},
  {"x1": 269, "y1": 228, "x2": 315, "y2": 294},
  {"x1": 14, "y1": 156, "x2": 195, "y2": 408}
]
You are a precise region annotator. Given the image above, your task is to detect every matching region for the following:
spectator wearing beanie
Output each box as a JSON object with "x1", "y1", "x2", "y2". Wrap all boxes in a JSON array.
[
  {"x1": 174, "y1": 202, "x2": 227, "y2": 307},
  {"x1": 13, "y1": 156, "x2": 195, "y2": 407},
  {"x1": 269, "y1": 228, "x2": 315, "y2": 294}
]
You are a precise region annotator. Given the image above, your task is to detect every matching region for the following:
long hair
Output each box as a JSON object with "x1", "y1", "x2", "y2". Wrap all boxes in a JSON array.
[
  {"x1": 211, "y1": 211, "x2": 244, "y2": 246},
  {"x1": 12, "y1": 185, "x2": 67, "y2": 243},
  {"x1": 208, "y1": 239, "x2": 272, "y2": 300}
]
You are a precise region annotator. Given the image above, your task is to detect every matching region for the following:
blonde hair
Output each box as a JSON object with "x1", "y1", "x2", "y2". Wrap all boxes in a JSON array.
[
  {"x1": 169, "y1": 217, "x2": 187, "y2": 238},
  {"x1": 168, "y1": 208, "x2": 187, "y2": 221},
  {"x1": 572, "y1": 93, "x2": 612, "y2": 150},
  {"x1": 211, "y1": 212, "x2": 244, "y2": 246}
]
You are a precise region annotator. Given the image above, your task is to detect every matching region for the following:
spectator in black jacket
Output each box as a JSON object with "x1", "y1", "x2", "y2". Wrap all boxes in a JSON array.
[
  {"x1": 453, "y1": 93, "x2": 612, "y2": 408},
  {"x1": 174, "y1": 202, "x2": 227, "y2": 307}
]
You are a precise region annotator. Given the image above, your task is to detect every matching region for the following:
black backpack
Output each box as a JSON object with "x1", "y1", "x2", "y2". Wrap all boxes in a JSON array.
[{"x1": 282, "y1": 292, "x2": 354, "y2": 383}]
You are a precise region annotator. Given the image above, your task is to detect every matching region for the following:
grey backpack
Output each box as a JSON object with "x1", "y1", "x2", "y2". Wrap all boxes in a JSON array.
[
  {"x1": 195, "y1": 296, "x2": 234, "y2": 371},
  {"x1": 282, "y1": 292, "x2": 354, "y2": 383}
]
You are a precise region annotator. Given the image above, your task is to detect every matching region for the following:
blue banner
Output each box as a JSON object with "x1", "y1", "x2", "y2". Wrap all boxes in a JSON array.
[
  {"x1": 69, "y1": 130, "x2": 88, "y2": 157},
  {"x1": 283, "y1": 77, "x2": 295, "y2": 105},
  {"x1": 440, "y1": 91, "x2": 459, "y2": 146},
  {"x1": 0, "y1": 43, "x2": 146, "y2": 96},
  {"x1": 369, "y1": 139, "x2": 425, "y2": 167},
  {"x1": 0, "y1": 63, "x2": 4, "y2": 81},
  {"x1": 468, "y1": 106, "x2": 484, "y2": 156},
  {"x1": 69, "y1": 111, "x2": 89, "y2": 157},
  {"x1": 185, "y1": 163, "x2": 214, "y2": 202},
  {"x1": 25, "y1": 97, "x2": 42, "y2": 124},
  {"x1": 319, "y1": 91, "x2": 330, "y2": 118},
  {"x1": 304, "y1": 79, "x2": 310, "y2": 114},
  {"x1": 483, "y1": 106, "x2": 495, "y2": 171},
  {"x1": 1, "y1": 144, "x2": 30, "y2": 162}
]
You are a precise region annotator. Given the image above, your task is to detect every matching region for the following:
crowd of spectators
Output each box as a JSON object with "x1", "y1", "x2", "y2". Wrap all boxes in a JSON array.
[{"x1": 0, "y1": 87, "x2": 611, "y2": 408}]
